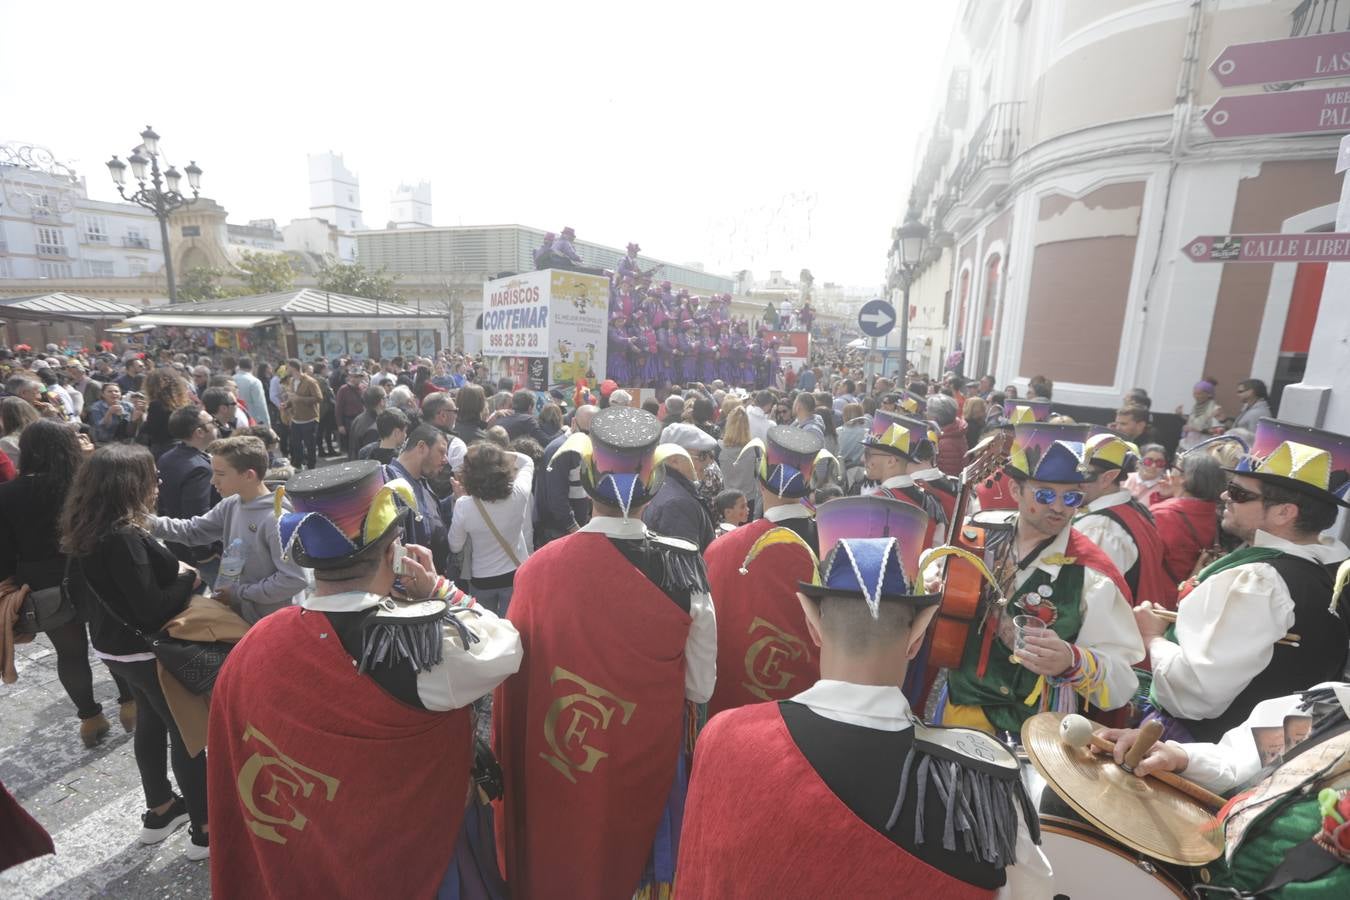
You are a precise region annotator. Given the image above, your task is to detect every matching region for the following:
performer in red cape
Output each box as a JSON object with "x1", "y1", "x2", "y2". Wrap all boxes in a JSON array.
[
  {"x1": 860, "y1": 409, "x2": 948, "y2": 544},
  {"x1": 942, "y1": 423, "x2": 1142, "y2": 735},
  {"x1": 677, "y1": 536, "x2": 1051, "y2": 898},
  {"x1": 1075, "y1": 432, "x2": 1178, "y2": 610},
  {"x1": 494, "y1": 407, "x2": 715, "y2": 900},
  {"x1": 208, "y1": 462, "x2": 521, "y2": 899},
  {"x1": 705, "y1": 424, "x2": 835, "y2": 716}
]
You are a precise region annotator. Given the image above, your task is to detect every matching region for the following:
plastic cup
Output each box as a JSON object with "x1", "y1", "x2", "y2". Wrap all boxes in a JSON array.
[{"x1": 1012, "y1": 614, "x2": 1048, "y2": 661}]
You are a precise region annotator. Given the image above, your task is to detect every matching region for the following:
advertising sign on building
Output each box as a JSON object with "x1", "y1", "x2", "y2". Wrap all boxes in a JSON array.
[
  {"x1": 482, "y1": 269, "x2": 610, "y2": 388},
  {"x1": 770, "y1": 330, "x2": 811, "y2": 370}
]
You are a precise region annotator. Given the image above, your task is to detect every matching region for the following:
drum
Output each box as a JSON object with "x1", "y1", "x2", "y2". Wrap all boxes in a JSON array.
[{"x1": 1019, "y1": 746, "x2": 1193, "y2": 899}]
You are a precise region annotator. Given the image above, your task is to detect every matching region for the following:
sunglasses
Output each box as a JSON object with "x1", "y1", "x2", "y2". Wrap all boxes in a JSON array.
[
  {"x1": 1224, "y1": 480, "x2": 1263, "y2": 504},
  {"x1": 1032, "y1": 487, "x2": 1086, "y2": 508},
  {"x1": 1140, "y1": 458, "x2": 1167, "y2": 468}
]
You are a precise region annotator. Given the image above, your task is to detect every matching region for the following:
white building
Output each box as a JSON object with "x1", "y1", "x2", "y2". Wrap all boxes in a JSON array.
[
  {"x1": 308, "y1": 152, "x2": 363, "y2": 261},
  {"x1": 1, "y1": 142, "x2": 164, "y2": 282},
  {"x1": 893, "y1": 0, "x2": 1350, "y2": 420},
  {"x1": 283, "y1": 217, "x2": 342, "y2": 259},
  {"x1": 389, "y1": 181, "x2": 432, "y2": 228}
]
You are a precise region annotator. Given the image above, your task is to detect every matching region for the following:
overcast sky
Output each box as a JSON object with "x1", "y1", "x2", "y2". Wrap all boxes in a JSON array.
[{"x1": 1, "y1": 1, "x2": 957, "y2": 287}]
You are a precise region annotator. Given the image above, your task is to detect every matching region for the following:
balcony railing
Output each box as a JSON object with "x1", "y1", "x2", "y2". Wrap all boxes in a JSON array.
[
  {"x1": 951, "y1": 101, "x2": 1023, "y2": 194},
  {"x1": 123, "y1": 236, "x2": 151, "y2": 249},
  {"x1": 1292, "y1": 0, "x2": 1350, "y2": 36},
  {"x1": 36, "y1": 244, "x2": 68, "y2": 257}
]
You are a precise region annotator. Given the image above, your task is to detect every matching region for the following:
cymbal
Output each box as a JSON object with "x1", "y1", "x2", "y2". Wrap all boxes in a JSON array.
[{"x1": 1020, "y1": 712, "x2": 1225, "y2": 866}]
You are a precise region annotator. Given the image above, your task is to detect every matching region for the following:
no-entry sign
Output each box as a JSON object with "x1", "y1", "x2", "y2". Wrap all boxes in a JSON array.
[
  {"x1": 1210, "y1": 32, "x2": 1350, "y2": 88},
  {"x1": 1183, "y1": 233, "x2": 1350, "y2": 263},
  {"x1": 1204, "y1": 85, "x2": 1350, "y2": 138}
]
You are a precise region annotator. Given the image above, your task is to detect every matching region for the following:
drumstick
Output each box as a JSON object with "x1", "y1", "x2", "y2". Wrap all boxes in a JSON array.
[
  {"x1": 1059, "y1": 714, "x2": 1225, "y2": 809},
  {"x1": 1149, "y1": 608, "x2": 1300, "y2": 647}
]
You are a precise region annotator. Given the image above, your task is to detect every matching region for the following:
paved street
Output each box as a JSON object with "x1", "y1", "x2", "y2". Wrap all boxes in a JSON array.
[{"x1": 1, "y1": 634, "x2": 210, "y2": 899}]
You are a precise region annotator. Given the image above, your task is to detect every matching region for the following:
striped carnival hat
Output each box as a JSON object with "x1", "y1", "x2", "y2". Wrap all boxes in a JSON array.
[
  {"x1": 1229, "y1": 418, "x2": 1350, "y2": 508},
  {"x1": 276, "y1": 461, "x2": 418, "y2": 569},
  {"x1": 863, "y1": 410, "x2": 938, "y2": 463},
  {"x1": 737, "y1": 424, "x2": 839, "y2": 499},
  {"x1": 548, "y1": 407, "x2": 689, "y2": 517},
  {"x1": 1005, "y1": 423, "x2": 1092, "y2": 484}
]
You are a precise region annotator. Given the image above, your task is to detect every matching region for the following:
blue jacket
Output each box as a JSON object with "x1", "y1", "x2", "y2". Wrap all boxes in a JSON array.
[
  {"x1": 156, "y1": 442, "x2": 219, "y2": 563},
  {"x1": 385, "y1": 459, "x2": 449, "y2": 573}
]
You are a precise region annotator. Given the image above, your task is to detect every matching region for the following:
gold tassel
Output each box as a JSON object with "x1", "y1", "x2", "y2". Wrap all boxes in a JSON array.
[
  {"x1": 738, "y1": 527, "x2": 820, "y2": 584},
  {"x1": 1332, "y1": 559, "x2": 1350, "y2": 617}
]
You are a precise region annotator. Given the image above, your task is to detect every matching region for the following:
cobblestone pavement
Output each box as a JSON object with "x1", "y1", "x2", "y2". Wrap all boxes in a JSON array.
[{"x1": 1, "y1": 634, "x2": 210, "y2": 899}]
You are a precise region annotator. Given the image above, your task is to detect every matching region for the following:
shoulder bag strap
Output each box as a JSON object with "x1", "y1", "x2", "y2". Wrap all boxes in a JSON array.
[
  {"x1": 472, "y1": 496, "x2": 522, "y2": 569},
  {"x1": 73, "y1": 557, "x2": 150, "y2": 640}
]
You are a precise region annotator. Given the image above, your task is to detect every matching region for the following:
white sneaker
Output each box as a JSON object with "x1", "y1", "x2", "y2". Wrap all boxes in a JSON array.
[
  {"x1": 139, "y1": 797, "x2": 189, "y2": 844},
  {"x1": 185, "y1": 825, "x2": 209, "y2": 861}
]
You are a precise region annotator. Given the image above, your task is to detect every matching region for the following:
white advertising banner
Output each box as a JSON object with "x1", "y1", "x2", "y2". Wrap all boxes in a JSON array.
[
  {"x1": 482, "y1": 270, "x2": 550, "y2": 358},
  {"x1": 481, "y1": 269, "x2": 610, "y2": 388}
]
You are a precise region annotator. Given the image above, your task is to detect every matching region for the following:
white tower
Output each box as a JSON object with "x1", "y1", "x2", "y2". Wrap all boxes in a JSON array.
[
  {"x1": 389, "y1": 181, "x2": 432, "y2": 228},
  {"x1": 308, "y1": 152, "x2": 365, "y2": 233}
]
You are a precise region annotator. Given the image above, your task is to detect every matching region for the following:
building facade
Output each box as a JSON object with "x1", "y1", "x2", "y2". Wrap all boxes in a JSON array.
[
  {"x1": 1, "y1": 143, "x2": 164, "y2": 283},
  {"x1": 893, "y1": 0, "x2": 1347, "y2": 418},
  {"x1": 389, "y1": 182, "x2": 432, "y2": 228},
  {"x1": 308, "y1": 152, "x2": 363, "y2": 261}
]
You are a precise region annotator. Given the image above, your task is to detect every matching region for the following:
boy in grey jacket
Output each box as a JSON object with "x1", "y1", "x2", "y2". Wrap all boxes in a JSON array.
[{"x1": 150, "y1": 435, "x2": 309, "y2": 623}]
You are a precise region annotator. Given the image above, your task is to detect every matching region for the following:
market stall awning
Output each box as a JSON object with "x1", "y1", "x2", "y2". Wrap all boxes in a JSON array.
[{"x1": 118, "y1": 314, "x2": 280, "y2": 329}]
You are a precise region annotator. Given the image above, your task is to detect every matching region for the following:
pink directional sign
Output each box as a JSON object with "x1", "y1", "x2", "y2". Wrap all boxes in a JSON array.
[
  {"x1": 1183, "y1": 233, "x2": 1350, "y2": 264},
  {"x1": 1204, "y1": 85, "x2": 1350, "y2": 138},
  {"x1": 1210, "y1": 32, "x2": 1350, "y2": 87}
]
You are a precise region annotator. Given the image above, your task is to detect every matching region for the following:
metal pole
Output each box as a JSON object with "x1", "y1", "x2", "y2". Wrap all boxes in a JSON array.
[
  {"x1": 148, "y1": 155, "x2": 177, "y2": 302},
  {"x1": 899, "y1": 274, "x2": 911, "y2": 384}
]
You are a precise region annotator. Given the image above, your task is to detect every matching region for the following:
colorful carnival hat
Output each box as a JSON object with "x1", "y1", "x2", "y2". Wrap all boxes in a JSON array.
[
  {"x1": 815, "y1": 495, "x2": 929, "y2": 563},
  {"x1": 1004, "y1": 399, "x2": 1051, "y2": 423},
  {"x1": 1229, "y1": 418, "x2": 1350, "y2": 508},
  {"x1": 276, "y1": 461, "x2": 418, "y2": 569},
  {"x1": 738, "y1": 424, "x2": 839, "y2": 498},
  {"x1": 1005, "y1": 423, "x2": 1092, "y2": 484},
  {"x1": 549, "y1": 406, "x2": 687, "y2": 516},
  {"x1": 863, "y1": 410, "x2": 937, "y2": 462},
  {"x1": 1081, "y1": 432, "x2": 1140, "y2": 476},
  {"x1": 798, "y1": 538, "x2": 942, "y2": 617},
  {"x1": 899, "y1": 391, "x2": 928, "y2": 416}
]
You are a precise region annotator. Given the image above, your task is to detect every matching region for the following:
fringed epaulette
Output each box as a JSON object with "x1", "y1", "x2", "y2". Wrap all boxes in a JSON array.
[
  {"x1": 649, "y1": 533, "x2": 711, "y2": 597},
  {"x1": 886, "y1": 723, "x2": 1039, "y2": 869},
  {"x1": 357, "y1": 597, "x2": 476, "y2": 675}
]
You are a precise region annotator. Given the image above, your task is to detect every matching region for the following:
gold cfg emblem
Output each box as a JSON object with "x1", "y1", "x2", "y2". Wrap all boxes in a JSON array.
[
  {"x1": 235, "y1": 724, "x2": 340, "y2": 845},
  {"x1": 540, "y1": 667, "x2": 637, "y2": 784},
  {"x1": 742, "y1": 617, "x2": 810, "y2": 701}
]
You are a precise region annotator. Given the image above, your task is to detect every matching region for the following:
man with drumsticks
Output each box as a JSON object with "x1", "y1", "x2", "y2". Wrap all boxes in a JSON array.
[
  {"x1": 1097, "y1": 680, "x2": 1350, "y2": 896},
  {"x1": 1136, "y1": 419, "x2": 1350, "y2": 744},
  {"x1": 941, "y1": 422, "x2": 1144, "y2": 735},
  {"x1": 676, "y1": 521, "x2": 1054, "y2": 897}
]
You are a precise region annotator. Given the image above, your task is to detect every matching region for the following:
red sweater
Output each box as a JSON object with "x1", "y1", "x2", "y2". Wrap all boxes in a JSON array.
[{"x1": 1151, "y1": 496, "x2": 1218, "y2": 583}]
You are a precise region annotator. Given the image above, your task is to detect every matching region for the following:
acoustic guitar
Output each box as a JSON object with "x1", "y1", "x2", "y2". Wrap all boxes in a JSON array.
[{"x1": 928, "y1": 431, "x2": 1012, "y2": 669}]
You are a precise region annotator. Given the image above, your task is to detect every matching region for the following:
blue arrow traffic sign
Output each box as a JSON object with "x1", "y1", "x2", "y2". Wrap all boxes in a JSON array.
[{"x1": 857, "y1": 299, "x2": 897, "y2": 338}]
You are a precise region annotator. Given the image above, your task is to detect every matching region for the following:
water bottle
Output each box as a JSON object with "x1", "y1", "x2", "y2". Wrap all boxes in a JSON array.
[{"x1": 217, "y1": 538, "x2": 245, "y2": 592}]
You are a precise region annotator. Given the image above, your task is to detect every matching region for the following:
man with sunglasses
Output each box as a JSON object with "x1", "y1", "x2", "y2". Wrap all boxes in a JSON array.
[
  {"x1": 1136, "y1": 420, "x2": 1350, "y2": 743},
  {"x1": 1075, "y1": 433, "x2": 1177, "y2": 610},
  {"x1": 944, "y1": 423, "x2": 1143, "y2": 735}
]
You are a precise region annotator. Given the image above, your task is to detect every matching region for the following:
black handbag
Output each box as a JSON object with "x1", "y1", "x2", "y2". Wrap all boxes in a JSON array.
[
  {"x1": 78, "y1": 560, "x2": 232, "y2": 695},
  {"x1": 13, "y1": 559, "x2": 80, "y2": 635}
]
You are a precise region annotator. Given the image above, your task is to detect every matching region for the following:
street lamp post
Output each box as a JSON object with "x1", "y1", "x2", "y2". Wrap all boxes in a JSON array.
[
  {"x1": 894, "y1": 215, "x2": 929, "y2": 381},
  {"x1": 106, "y1": 127, "x2": 201, "y2": 302}
]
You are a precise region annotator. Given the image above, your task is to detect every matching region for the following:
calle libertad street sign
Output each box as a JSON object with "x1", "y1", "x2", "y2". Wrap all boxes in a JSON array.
[
  {"x1": 1209, "y1": 32, "x2": 1350, "y2": 88},
  {"x1": 1183, "y1": 233, "x2": 1350, "y2": 264}
]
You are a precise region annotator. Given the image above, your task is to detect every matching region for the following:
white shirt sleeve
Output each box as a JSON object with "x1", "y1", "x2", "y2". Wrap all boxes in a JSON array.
[
  {"x1": 1148, "y1": 563, "x2": 1294, "y2": 720},
  {"x1": 997, "y1": 805, "x2": 1054, "y2": 900},
  {"x1": 1073, "y1": 568, "x2": 1146, "y2": 709},
  {"x1": 1074, "y1": 515, "x2": 1138, "y2": 585},
  {"x1": 446, "y1": 495, "x2": 471, "y2": 554},
  {"x1": 512, "y1": 451, "x2": 535, "y2": 492},
  {"x1": 446, "y1": 436, "x2": 467, "y2": 473},
  {"x1": 684, "y1": 590, "x2": 717, "y2": 703},
  {"x1": 415, "y1": 605, "x2": 523, "y2": 712},
  {"x1": 1172, "y1": 690, "x2": 1309, "y2": 793}
]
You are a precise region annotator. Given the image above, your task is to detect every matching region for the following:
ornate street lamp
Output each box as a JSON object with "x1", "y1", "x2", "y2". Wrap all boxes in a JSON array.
[
  {"x1": 107, "y1": 126, "x2": 201, "y2": 301},
  {"x1": 894, "y1": 213, "x2": 929, "y2": 379}
]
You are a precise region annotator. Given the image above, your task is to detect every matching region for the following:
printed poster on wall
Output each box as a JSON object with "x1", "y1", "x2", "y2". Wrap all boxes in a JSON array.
[
  {"x1": 399, "y1": 331, "x2": 418, "y2": 356},
  {"x1": 379, "y1": 330, "x2": 399, "y2": 358},
  {"x1": 297, "y1": 331, "x2": 323, "y2": 361},
  {"x1": 549, "y1": 270, "x2": 608, "y2": 385},
  {"x1": 347, "y1": 332, "x2": 370, "y2": 361},
  {"x1": 482, "y1": 270, "x2": 549, "y2": 358},
  {"x1": 418, "y1": 330, "x2": 437, "y2": 356},
  {"x1": 323, "y1": 332, "x2": 348, "y2": 358}
]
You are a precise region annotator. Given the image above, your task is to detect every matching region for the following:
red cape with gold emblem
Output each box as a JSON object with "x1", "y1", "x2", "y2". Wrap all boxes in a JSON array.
[
  {"x1": 676, "y1": 703, "x2": 993, "y2": 899},
  {"x1": 493, "y1": 531, "x2": 691, "y2": 900},
  {"x1": 706, "y1": 518, "x2": 820, "y2": 717},
  {"x1": 207, "y1": 606, "x2": 471, "y2": 899}
]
